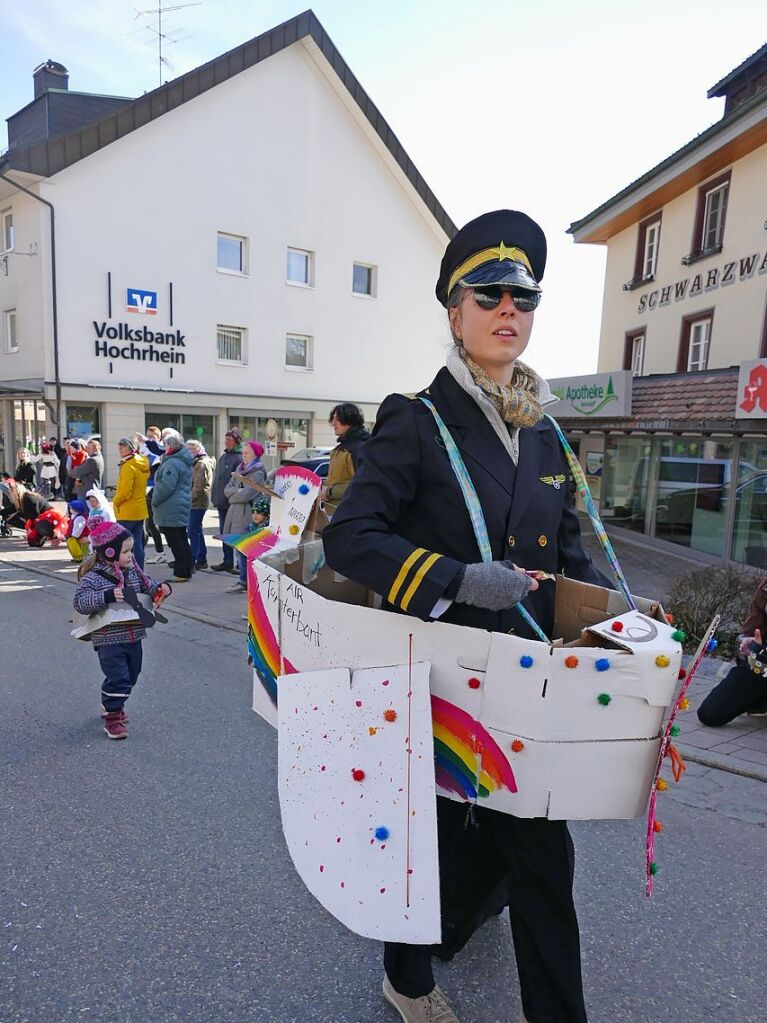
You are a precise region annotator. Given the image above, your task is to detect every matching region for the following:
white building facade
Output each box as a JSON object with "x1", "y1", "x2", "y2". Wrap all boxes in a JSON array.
[{"x1": 0, "y1": 12, "x2": 455, "y2": 482}]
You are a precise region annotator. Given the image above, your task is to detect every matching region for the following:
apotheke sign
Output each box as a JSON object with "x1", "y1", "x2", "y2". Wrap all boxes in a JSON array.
[
  {"x1": 636, "y1": 250, "x2": 767, "y2": 313},
  {"x1": 547, "y1": 370, "x2": 632, "y2": 418},
  {"x1": 736, "y1": 358, "x2": 767, "y2": 419}
]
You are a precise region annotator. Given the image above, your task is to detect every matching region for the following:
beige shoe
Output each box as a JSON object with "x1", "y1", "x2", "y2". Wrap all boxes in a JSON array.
[{"x1": 383, "y1": 975, "x2": 460, "y2": 1023}]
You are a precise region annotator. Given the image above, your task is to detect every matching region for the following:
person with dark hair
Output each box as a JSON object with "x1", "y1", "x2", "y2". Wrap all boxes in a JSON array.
[
  {"x1": 324, "y1": 210, "x2": 609, "y2": 1023},
  {"x1": 210, "y1": 428, "x2": 243, "y2": 573},
  {"x1": 13, "y1": 449, "x2": 36, "y2": 487},
  {"x1": 322, "y1": 403, "x2": 370, "y2": 510}
]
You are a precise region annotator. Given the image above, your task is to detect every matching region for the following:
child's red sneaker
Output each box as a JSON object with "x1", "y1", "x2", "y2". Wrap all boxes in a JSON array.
[
  {"x1": 100, "y1": 706, "x2": 129, "y2": 722},
  {"x1": 104, "y1": 712, "x2": 128, "y2": 740}
]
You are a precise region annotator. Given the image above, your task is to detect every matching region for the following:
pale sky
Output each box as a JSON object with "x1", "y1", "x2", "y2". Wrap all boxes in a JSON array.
[{"x1": 2, "y1": 0, "x2": 766, "y2": 377}]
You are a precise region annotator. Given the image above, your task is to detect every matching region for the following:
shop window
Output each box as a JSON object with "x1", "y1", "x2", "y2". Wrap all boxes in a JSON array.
[
  {"x1": 1, "y1": 210, "x2": 13, "y2": 253},
  {"x1": 677, "y1": 311, "x2": 713, "y2": 372},
  {"x1": 66, "y1": 405, "x2": 100, "y2": 440},
  {"x1": 731, "y1": 439, "x2": 767, "y2": 569},
  {"x1": 287, "y1": 248, "x2": 313, "y2": 286},
  {"x1": 217, "y1": 324, "x2": 247, "y2": 364},
  {"x1": 623, "y1": 331, "x2": 645, "y2": 376},
  {"x1": 653, "y1": 438, "x2": 733, "y2": 557},
  {"x1": 144, "y1": 410, "x2": 215, "y2": 456},
  {"x1": 683, "y1": 171, "x2": 731, "y2": 264},
  {"x1": 352, "y1": 262, "x2": 376, "y2": 297},
  {"x1": 5, "y1": 309, "x2": 17, "y2": 352},
  {"x1": 600, "y1": 436, "x2": 652, "y2": 535},
  {"x1": 285, "y1": 333, "x2": 313, "y2": 371},
  {"x1": 217, "y1": 232, "x2": 247, "y2": 274}
]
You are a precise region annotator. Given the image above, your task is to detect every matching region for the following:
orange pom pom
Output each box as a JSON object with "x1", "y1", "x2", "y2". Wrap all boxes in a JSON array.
[
  {"x1": 564, "y1": 655, "x2": 579, "y2": 669},
  {"x1": 656, "y1": 777, "x2": 668, "y2": 792},
  {"x1": 678, "y1": 698, "x2": 690, "y2": 712},
  {"x1": 511, "y1": 739, "x2": 525, "y2": 753},
  {"x1": 666, "y1": 613, "x2": 675, "y2": 624},
  {"x1": 383, "y1": 709, "x2": 397, "y2": 722},
  {"x1": 653, "y1": 820, "x2": 664, "y2": 833}
]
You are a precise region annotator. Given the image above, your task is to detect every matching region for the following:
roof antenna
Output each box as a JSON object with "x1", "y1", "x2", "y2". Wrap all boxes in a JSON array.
[{"x1": 132, "y1": 0, "x2": 202, "y2": 87}]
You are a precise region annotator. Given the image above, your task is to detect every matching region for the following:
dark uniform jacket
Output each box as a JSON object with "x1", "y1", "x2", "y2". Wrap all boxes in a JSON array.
[{"x1": 323, "y1": 367, "x2": 607, "y2": 639}]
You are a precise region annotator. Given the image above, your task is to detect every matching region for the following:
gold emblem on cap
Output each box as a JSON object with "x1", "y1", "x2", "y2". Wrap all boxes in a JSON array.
[{"x1": 448, "y1": 244, "x2": 534, "y2": 297}]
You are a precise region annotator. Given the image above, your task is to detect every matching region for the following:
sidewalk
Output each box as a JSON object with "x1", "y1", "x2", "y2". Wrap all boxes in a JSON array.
[{"x1": 1, "y1": 515, "x2": 765, "y2": 781}]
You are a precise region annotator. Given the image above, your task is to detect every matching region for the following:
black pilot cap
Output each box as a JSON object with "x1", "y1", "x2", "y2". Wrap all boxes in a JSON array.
[{"x1": 435, "y1": 209, "x2": 547, "y2": 307}]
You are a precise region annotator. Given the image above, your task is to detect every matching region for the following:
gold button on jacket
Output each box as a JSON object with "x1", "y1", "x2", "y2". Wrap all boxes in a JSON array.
[
  {"x1": 507, "y1": 535, "x2": 516, "y2": 548},
  {"x1": 538, "y1": 535, "x2": 548, "y2": 548}
]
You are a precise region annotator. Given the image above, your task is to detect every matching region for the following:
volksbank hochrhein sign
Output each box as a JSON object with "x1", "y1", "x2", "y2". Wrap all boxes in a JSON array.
[
  {"x1": 92, "y1": 282, "x2": 186, "y2": 366},
  {"x1": 547, "y1": 370, "x2": 632, "y2": 418}
]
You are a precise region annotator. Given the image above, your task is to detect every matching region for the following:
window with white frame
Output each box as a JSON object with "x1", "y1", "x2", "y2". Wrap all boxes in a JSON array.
[
  {"x1": 217, "y1": 232, "x2": 247, "y2": 274},
  {"x1": 702, "y1": 182, "x2": 728, "y2": 252},
  {"x1": 286, "y1": 248, "x2": 313, "y2": 286},
  {"x1": 641, "y1": 222, "x2": 660, "y2": 279},
  {"x1": 1, "y1": 210, "x2": 13, "y2": 253},
  {"x1": 630, "y1": 333, "x2": 645, "y2": 376},
  {"x1": 5, "y1": 309, "x2": 18, "y2": 352},
  {"x1": 216, "y1": 324, "x2": 246, "y2": 364},
  {"x1": 285, "y1": 333, "x2": 313, "y2": 371},
  {"x1": 352, "y1": 262, "x2": 376, "y2": 296},
  {"x1": 687, "y1": 317, "x2": 711, "y2": 372}
]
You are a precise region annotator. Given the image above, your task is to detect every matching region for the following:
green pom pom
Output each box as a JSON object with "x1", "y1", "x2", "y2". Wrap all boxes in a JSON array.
[
  {"x1": 670, "y1": 725, "x2": 680, "y2": 737},
  {"x1": 649, "y1": 862, "x2": 658, "y2": 876},
  {"x1": 597, "y1": 692, "x2": 612, "y2": 706},
  {"x1": 671, "y1": 629, "x2": 687, "y2": 643}
]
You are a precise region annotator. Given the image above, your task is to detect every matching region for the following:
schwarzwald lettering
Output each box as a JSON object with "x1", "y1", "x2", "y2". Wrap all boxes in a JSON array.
[
  {"x1": 93, "y1": 321, "x2": 186, "y2": 345},
  {"x1": 637, "y1": 250, "x2": 767, "y2": 313},
  {"x1": 95, "y1": 340, "x2": 185, "y2": 363}
]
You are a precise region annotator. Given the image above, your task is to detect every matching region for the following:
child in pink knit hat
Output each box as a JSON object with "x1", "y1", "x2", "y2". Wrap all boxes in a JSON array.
[{"x1": 73, "y1": 521, "x2": 171, "y2": 740}]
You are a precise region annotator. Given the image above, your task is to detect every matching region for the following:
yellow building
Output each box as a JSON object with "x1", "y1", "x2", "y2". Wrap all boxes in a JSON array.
[{"x1": 565, "y1": 43, "x2": 767, "y2": 569}]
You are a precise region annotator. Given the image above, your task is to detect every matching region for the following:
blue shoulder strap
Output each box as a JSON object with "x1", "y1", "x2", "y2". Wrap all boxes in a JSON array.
[{"x1": 418, "y1": 396, "x2": 550, "y2": 643}]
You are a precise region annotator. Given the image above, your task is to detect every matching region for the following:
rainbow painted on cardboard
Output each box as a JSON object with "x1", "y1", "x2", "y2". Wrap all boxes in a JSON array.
[{"x1": 431, "y1": 694, "x2": 517, "y2": 800}]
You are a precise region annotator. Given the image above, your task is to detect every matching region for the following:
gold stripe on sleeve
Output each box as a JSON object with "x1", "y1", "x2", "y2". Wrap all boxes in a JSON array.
[
  {"x1": 388, "y1": 548, "x2": 428, "y2": 606},
  {"x1": 400, "y1": 552, "x2": 442, "y2": 612}
]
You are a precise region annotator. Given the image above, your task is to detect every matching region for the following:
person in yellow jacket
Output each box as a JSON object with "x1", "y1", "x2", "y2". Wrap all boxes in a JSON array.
[{"x1": 113, "y1": 436, "x2": 150, "y2": 569}]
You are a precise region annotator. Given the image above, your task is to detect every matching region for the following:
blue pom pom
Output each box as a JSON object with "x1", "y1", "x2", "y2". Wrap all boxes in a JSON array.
[
  {"x1": 595, "y1": 658, "x2": 610, "y2": 672},
  {"x1": 707, "y1": 638, "x2": 718, "y2": 652},
  {"x1": 298, "y1": 483, "x2": 310, "y2": 495},
  {"x1": 374, "y1": 826, "x2": 390, "y2": 842},
  {"x1": 519, "y1": 655, "x2": 534, "y2": 669}
]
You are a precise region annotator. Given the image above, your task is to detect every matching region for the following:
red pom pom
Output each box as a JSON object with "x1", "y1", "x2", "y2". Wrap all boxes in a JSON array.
[
  {"x1": 678, "y1": 668, "x2": 687, "y2": 680},
  {"x1": 468, "y1": 677, "x2": 481, "y2": 690},
  {"x1": 565, "y1": 655, "x2": 579, "y2": 669},
  {"x1": 351, "y1": 769, "x2": 365, "y2": 782},
  {"x1": 653, "y1": 820, "x2": 664, "y2": 833},
  {"x1": 511, "y1": 739, "x2": 525, "y2": 753},
  {"x1": 383, "y1": 709, "x2": 397, "y2": 722},
  {"x1": 611, "y1": 621, "x2": 624, "y2": 633}
]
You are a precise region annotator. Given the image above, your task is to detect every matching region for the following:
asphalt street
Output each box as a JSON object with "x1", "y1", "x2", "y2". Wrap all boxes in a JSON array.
[{"x1": 1, "y1": 560, "x2": 765, "y2": 1023}]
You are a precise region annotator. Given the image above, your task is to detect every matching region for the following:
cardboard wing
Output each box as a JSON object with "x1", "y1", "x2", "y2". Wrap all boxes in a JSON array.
[
  {"x1": 277, "y1": 662, "x2": 441, "y2": 943},
  {"x1": 247, "y1": 556, "x2": 681, "y2": 822},
  {"x1": 71, "y1": 593, "x2": 158, "y2": 640}
]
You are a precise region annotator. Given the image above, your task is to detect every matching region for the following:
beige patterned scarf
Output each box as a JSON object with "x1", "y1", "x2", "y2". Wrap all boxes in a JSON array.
[{"x1": 458, "y1": 348, "x2": 544, "y2": 428}]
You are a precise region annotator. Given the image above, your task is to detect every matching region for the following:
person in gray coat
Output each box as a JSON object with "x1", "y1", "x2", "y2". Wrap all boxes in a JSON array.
[
  {"x1": 223, "y1": 441, "x2": 266, "y2": 592},
  {"x1": 152, "y1": 430, "x2": 195, "y2": 582},
  {"x1": 68, "y1": 439, "x2": 105, "y2": 501}
]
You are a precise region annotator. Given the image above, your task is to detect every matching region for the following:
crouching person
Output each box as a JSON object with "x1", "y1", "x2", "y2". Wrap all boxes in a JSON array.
[{"x1": 73, "y1": 521, "x2": 170, "y2": 740}]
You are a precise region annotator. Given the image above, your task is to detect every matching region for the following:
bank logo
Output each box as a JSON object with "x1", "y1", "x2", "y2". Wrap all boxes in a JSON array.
[{"x1": 126, "y1": 288, "x2": 158, "y2": 315}]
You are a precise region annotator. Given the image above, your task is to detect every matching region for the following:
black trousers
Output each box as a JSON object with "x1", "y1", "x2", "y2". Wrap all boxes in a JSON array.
[
  {"x1": 384, "y1": 799, "x2": 587, "y2": 1023},
  {"x1": 146, "y1": 497, "x2": 164, "y2": 552},
  {"x1": 697, "y1": 661, "x2": 767, "y2": 725},
  {"x1": 162, "y1": 526, "x2": 192, "y2": 579}
]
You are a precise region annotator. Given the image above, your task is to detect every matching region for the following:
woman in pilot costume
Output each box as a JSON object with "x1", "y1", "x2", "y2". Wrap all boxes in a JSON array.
[{"x1": 323, "y1": 210, "x2": 608, "y2": 1023}]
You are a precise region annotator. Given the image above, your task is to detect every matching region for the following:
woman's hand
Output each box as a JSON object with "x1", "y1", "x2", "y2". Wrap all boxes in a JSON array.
[
  {"x1": 456, "y1": 561, "x2": 537, "y2": 611},
  {"x1": 113, "y1": 587, "x2": 124, "y2": 602}
]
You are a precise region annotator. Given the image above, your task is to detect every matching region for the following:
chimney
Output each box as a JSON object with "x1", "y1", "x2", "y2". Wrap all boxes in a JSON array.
[{"x1": 33, "y1": 60, "x2": 69, "y2": 98}]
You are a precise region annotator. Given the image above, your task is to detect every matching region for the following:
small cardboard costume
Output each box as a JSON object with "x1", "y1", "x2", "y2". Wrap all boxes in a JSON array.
[{"x1": 227, "y1": 467, "x2": 688, "y2": 940}]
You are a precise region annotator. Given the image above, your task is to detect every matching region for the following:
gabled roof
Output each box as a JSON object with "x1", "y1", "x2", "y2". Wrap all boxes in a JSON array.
[
  {"x1": 708, "y1": 42, "x2": 767, "y2": 98},
  {"x1": 0, "y1": 9, "x2": 456, "y2": 238}
]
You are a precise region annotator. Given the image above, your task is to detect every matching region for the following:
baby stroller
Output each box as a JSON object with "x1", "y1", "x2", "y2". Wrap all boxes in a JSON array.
[{"x1": 0, "y1": 480, "x2": 24, "y2": 537}]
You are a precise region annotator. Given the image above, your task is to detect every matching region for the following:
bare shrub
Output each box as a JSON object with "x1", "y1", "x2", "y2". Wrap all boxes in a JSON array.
[{"x1": 667, "y1": 565, "x2": 757, "y2": 659}]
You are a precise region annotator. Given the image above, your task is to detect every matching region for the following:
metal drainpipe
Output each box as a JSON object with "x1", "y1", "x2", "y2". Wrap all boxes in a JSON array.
[{"x1": 0, "y1": 171, "x2": 61, "y2": 432}]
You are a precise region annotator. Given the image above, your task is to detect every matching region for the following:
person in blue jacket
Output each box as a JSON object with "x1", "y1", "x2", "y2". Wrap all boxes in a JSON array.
[
  {"x1": 323, "y1": 210, "x2": 609, "y2": 1023},
  {"x1": 151, "y1": 429, "x2": 194, "y2": 582}
]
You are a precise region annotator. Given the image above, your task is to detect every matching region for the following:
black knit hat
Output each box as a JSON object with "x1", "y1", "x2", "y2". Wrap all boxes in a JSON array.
[{"x1": 436, "y1": 210, "x2": 547, "y2": 307}]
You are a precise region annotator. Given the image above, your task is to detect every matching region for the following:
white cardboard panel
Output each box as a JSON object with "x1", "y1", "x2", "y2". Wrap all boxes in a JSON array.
[{"x1": 277, "y1": 663, "x2": 441, "y2": 943}]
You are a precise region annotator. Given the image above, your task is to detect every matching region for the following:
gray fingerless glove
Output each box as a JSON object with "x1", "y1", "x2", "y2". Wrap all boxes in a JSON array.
[{"x1": 455, "y1": 561, "x2": 534, "y2": 611}]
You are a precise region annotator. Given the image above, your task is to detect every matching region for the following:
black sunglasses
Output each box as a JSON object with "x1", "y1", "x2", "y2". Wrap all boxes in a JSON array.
[{"x1": 471, "y1": 286, "x2": 541, "y2": 313}]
